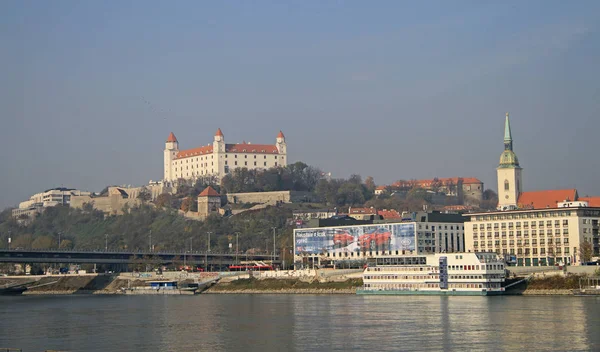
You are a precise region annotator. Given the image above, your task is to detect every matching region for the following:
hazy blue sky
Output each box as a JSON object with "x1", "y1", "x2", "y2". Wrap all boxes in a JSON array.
[{"x1": 1, "y1": 1, "x2": 599, "y2": 209}]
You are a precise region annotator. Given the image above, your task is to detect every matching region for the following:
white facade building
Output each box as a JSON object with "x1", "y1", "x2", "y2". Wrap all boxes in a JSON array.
[
  {"x1": 163, "y1": 129, "x2": 287, "y2": 183},
  {"x1": 12, "y1": 188, "x2": 92, "y2": 219},
  {"x1": 464, "y1": 204, "x2": 600, "y2": 266},
  {"x1": 293, "y1": 211, "x2": 465, "y2": 268},
  {"x1": 463, "y1": 113, "x2": 600, "y2": 266}
]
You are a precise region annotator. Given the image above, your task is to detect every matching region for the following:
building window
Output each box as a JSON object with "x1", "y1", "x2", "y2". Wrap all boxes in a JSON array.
[
  {"x1": 264, "y1": 155, "x2": 267, "y2": 159},
  {"x1": 254, "y1": 161, "x2": 257, "y2": 166},
  {"x1": 245, "y1": 161, "x2": 247, "y2": 166},
  {"x1": 235, "y1": 161, "x2": 238, "y2": 166},
  {"x1": 264, "y1": 162, "x2": 267, "y2": 166},
  {"x1": 504, "y1": 180, "x2": 509, "y2": 191},
  {"x1": 245, "y1": 155, "x2": 247, "y2": 159},
  {"x1": 275, "y1": 162, "x2": 278, "y2": 166}
]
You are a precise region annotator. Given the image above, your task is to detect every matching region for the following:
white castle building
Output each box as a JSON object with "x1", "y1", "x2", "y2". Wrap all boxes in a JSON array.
[{"x1": 163, "y1": 128, "x2": 287, "y2": 182}]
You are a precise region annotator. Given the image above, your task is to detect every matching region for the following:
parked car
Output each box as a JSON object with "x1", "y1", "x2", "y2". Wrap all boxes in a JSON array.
[
  {"x1": 333, "y1": 230, "x2": 354, "y2": 248},
  {"x1": 358, "y1": 228, "x2": 391, "y2": 251}
]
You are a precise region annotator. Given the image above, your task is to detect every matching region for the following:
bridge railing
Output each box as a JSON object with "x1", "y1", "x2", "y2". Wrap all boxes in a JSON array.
[{"x1": 0, "y1": 248, "x2": 277, "y2": 257}]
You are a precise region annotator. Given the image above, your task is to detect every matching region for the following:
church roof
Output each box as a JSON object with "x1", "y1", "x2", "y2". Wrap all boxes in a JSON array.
[
  {"x1": 166, "y1": 132, "x2": 178, "y2": 143},
  {"x1": 498, "y1": 150, "x2": 520, "y2": 168},
  {"x1": 215, "y1": 128, "x2": 224, "y2": 137},
  {"x1": 199, "y1": 186, "x2": 220, "y2": 197},
  {"x1": 504, "y1": 113, "x2": 512, "y2": 142},
  {"x1": 517, "y1": 189, "x2": 578, "y2": 209}
]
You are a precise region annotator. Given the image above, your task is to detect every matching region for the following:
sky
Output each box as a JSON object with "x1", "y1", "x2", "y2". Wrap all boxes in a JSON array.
[{"x1": 1, "y1": 0, "x2": 599, "y2": 209}]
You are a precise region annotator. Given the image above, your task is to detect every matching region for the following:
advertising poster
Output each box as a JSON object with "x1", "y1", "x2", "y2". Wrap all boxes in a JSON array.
[{"x1": 294, "y1": 223, "x2": 416, "y2": 255}]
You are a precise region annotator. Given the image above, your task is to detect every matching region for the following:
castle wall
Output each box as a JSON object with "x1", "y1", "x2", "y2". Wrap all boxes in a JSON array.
[{"x1": 226, "y1": 191, "x2": 316, "y2": 205}]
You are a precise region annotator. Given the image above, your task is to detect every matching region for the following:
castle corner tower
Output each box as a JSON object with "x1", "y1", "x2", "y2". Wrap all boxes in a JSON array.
[
  {"x1": 497, "y1": 113, "x2": 523, "y2": 210},
  {"x1": 164, "y1": 132, "x2": 179, "y2": 182}
]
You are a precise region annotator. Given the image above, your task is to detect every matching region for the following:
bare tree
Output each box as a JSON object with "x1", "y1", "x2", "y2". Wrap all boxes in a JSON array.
[{"x1": 579, "y1": 240, "x2": 593, "y2": 264}]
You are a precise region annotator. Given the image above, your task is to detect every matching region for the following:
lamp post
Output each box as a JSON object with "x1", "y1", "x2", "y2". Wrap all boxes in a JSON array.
[
  {"x1": 272, "y1": 227, "x2": 276, "y2": 265},
  {"x1": 235, "y1": 232, "x2": 240, "y2": 265},
  {"x1": 8, "y1": 231, "x2": 11, "y2": 250},
  {"x1": 190, "y1": 237, "x2": 193, "y2": 252},
  {"x1": 205, "y1": 232, "x2": 212, "y2": 272},
  {"x1": 149, "y1": 230, "x2": 152, "y2": 253},
  {"x1": 58, "y1": 232, "x2": 62, "y2": 249},
  {"x1": 105, "y1": 234, "x2": 108, "y2": 252}
]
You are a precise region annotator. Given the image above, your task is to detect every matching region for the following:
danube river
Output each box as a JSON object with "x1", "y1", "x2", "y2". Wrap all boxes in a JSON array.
[{"x1": 1, "y1": 295, "x2": 599, "y2": 351}]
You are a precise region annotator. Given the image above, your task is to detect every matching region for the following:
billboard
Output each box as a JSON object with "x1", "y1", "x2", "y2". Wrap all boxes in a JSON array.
[{"x1": 294, "y1": 223, "x2": 416, "y2": 255}]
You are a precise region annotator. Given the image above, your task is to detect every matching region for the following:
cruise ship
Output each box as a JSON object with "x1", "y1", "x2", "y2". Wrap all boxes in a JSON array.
[{"x1": 357, "y1": 252, "x2": 505, "y2": 296}]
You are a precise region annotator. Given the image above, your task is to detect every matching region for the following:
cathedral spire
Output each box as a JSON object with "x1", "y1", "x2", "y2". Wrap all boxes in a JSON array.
[{"x1": 504, "y1": 112, "x2": 513, "y2": 151}]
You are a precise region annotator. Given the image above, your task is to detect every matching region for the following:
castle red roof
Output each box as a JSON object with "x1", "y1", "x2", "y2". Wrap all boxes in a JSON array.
[
  {"x1": 174, "y1": 143, "x2": 279, "y2": 159},
  {"x1": 277, "y1": 130, "x2": 285, "y2": 138},
  {"x1": 176, "y1": 145, "x2": 213, "y2": 159},
  {"x1": 199, "y1": 186, "x2": 220, "y2": 197},
  {"x1": 166, "y1": 132, "x2": 177, "y2": 142},
  {"x1": 225, "y1": 143, "x2": 279, "y2": 153},
  {"x1": 215, "y1": 128, "x2": 224, "y2": 137},
  {"x1": 517, "y1": 189, "x2": 578, "y2": 209}
]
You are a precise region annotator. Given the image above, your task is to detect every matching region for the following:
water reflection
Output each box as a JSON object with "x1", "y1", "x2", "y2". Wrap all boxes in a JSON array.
[{"x1": 1, "y1": 295, "x2": 599, "y2": 351}]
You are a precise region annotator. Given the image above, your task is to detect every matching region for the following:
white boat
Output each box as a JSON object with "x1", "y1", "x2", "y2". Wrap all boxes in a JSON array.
[{"x1": 357, "y1": 252, "x2": 505, "y2": 296}]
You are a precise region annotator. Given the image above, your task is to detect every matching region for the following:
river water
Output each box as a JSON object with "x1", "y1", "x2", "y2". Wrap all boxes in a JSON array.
[{"x1": 1, "y1": 295, "x2": 599, "y2": 351}]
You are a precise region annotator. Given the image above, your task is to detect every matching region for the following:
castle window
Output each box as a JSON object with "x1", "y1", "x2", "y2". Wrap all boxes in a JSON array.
[
  {"x1": 235, "y1": 155, "x2": 237, "y2": 158},
  {"x1": 254, "y1": 162, "x2": 257, "y2": 166},
  {"x1": 264, "y1": 162, "x2": 267, "y2": 166},
  {"x1": 275, "y1": 162, "x2": 278, "y2": 166},
  {"x1": 225, "y1": 161, "x2": 228, "y2": 165},
  {"x1": 254, "y1": 155, "x2": 256, "y2": 159},
  {"x1": 264, "y1": 155, "x2": 267, "y2": 159},
  {"x1": 235, "y1": 161, "x2": 238, "y2": 166},
  {"x1": 245, "y1": 155, "x2": 247, "y2": 159},
  {"x1": 504, "y1": 180, "x2": 509, "y2": 191},
  {"x1": 245, "y1": 161, "x2": 247, "y2": 166}
]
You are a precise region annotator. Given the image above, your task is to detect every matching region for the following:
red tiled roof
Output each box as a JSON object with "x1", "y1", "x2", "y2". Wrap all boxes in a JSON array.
[
  {"x1": 377, "y1": 209, "x2": 402, "y2": 219},
  {"x1": 175, "y1": 143, "x2": 279, "y2": 159},
  {"x1": 166, "y1": 132, "x2": 177, "y2": 142},
  {"x1": 225, "y1": 143, "x2": 279, "y2": 153},
  {"x1": 277, "y1": 130, "x2": 285, "y2": 138},
  {"x1": 199, "y1": 186, "x2": 220, "y2": 197},
  {"x1": 176, "y1": 145, "x2": 213, "y2": 159},
  {"x1": 579, "y1": 196, "x2": 600, "y2": 207},
  {"x1": 391, "y1": 177, "x2": 483, "y2": 188},
  {"x1": 349, "y1": 207, "x2": 377, "y2": 215},
  {"x1": 215, "y1": 128, "x2": 224, "y2": 137},
  {"x1": 442, "y1": 205, "x2": 474, "y2": 211},
  {"x1": 517, "y1": 189, "x2": 578, "y2": 209},
  {"x1": 375, "y1": 186, "x2": 386, "y2": 191}
]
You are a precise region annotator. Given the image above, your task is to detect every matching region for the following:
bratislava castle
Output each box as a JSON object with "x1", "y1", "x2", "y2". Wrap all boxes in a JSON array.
[{"x1": 163, "y1": 128, "x2": 287, "y2": 182}]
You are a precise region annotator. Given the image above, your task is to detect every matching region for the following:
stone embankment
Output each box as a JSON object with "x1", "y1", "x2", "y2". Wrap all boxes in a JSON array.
[{"x1": 205, "y1": 288, "x2": 357, "y2": 294}]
